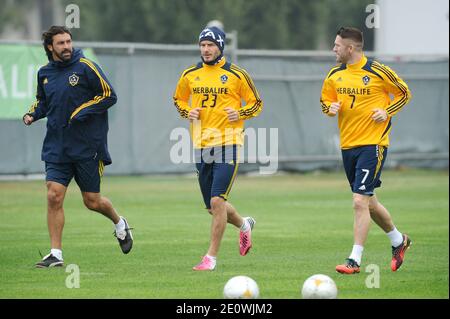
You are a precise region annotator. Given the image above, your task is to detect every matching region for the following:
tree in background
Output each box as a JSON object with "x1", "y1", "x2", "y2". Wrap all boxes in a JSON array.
[
  {"x1": 0, "y1": 0, "x2": 35, "y2": 34},
  {"x1": 1, "y1": 0, "x2": 374, "y2": 50}
]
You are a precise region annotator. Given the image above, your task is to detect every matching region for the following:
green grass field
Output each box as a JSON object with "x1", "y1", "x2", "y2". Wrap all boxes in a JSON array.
[{"x1": 0, "y1": 169, "x2": 448, "y2": 299}]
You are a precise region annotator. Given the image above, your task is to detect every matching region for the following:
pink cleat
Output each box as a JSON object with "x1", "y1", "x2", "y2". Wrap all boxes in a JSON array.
[
  {"x1": 193, "y1": 255, "x2": 216, "y2": 271},
  {"x1": 239, "y1": 217, "x2": 256, "y2": 256}
]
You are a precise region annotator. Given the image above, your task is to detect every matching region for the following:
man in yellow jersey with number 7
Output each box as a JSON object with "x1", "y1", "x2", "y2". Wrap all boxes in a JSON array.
[{"x1": 320, "y1": 27, "x2": 412, "y2": 274}]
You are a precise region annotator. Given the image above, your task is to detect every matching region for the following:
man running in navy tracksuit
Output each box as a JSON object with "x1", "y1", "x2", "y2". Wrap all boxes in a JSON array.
[{"x1": 23, "y1": 26, "x2": 133, "y2": 267}]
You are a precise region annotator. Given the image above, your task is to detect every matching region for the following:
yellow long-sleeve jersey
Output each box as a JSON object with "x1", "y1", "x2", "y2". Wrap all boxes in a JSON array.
[
  {"x1": 320, "y1": 55, "x2": 411, "y2": 149},
  {"x1": 173, "y1": 58, "x2": 263, "y2": 148}
]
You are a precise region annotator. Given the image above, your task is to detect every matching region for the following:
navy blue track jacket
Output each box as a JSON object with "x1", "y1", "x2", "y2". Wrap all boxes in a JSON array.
[{"x1": 27, "y1": 48, "x2": 117, "y2": 165}]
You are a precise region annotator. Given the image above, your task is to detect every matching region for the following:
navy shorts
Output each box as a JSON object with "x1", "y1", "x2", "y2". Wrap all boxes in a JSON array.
[
  {"x1": 341, "y1": 145, "x2": 387, "y2": 196},
  {"x1": 45, "y1": 159, "x2": 105, "y2": 193},
  {"x1": 195, "y1": 145, "x2": 240, "y2": 209}
]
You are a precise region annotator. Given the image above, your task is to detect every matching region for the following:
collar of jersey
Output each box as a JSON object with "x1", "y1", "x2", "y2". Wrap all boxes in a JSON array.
[
  {"x1": 203, "y1": 57, "x2": 227, "y2": 68},
  {"x1": 347, "y1": 55, "x2": 367, "y2": 70}
]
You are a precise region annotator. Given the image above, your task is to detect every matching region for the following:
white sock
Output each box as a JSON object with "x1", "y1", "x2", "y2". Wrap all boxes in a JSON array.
[
  {"x1": 349, "y1": 245, "x2": 364, "y2": 266},
  {"x1": 115, "y1": 217, "x2": 126, "y2": 232},
  {"x1": 206, "y1": 255, "x2": 217, "y2": 266},
  {"x1": 51, "y1": 248, "x2": 63, "y2": 261},
  {"x1": 240, "y1": 218, "x2": 250, "y2": 232},
  {"x1": 387, "y1": 227, "x2": 403, "y2": 247}
]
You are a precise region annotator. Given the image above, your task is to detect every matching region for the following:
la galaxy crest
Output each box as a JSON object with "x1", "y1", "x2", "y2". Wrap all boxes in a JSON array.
[
  {"x1": 69, "y1": 73, "x2": 79, "y2": 86},
  {"x1": 220, "y1": 74, "x2": 228, "y2": 84},
  {"x1": 362, "y1": 75, "x2": 370, "y2": 86}
]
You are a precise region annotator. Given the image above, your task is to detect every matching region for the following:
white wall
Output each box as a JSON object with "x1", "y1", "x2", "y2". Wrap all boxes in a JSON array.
[{"x1": 375, "y1": 0, "x2": 449, "y2": 55}]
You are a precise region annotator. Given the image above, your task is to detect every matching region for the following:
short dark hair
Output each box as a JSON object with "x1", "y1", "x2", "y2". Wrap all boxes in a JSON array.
[
  {"x1": 42, "y1": 26, "x2": 72, "y2": 60},
  {"x1": 337, "y1": 27, "x2": 364, "y2": 48}
]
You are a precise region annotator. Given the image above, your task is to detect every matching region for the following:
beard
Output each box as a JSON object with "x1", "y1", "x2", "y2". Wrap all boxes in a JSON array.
[
  {"x1": 336, "y1": 53, "x2": 348, "y2": 64},
  {"x1": 54, "y1": 48, "x2": 72, "y2": 61}
]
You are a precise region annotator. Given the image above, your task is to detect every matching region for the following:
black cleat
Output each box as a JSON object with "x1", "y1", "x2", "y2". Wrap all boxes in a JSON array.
[
  {"x1": 391, "y1": 234, "x2": 412, "y2": 271},
  {"x1": 336, "y1": 258, "x2": 360, "y2": 274},
  {"x1": 114, "y1": 216, "x2": 133, "y2": 254},
  {"x1": 35, "y1": 254, "x2": 64, "y2": 268}
]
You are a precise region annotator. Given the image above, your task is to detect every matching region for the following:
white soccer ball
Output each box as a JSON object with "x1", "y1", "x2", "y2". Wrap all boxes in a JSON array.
[
  {"x1": 301, "y1": 274, "x2": 338, "y2": 299},
  {"x1": 223, "y1": 275, "x2": 259, "y2": 299}
]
